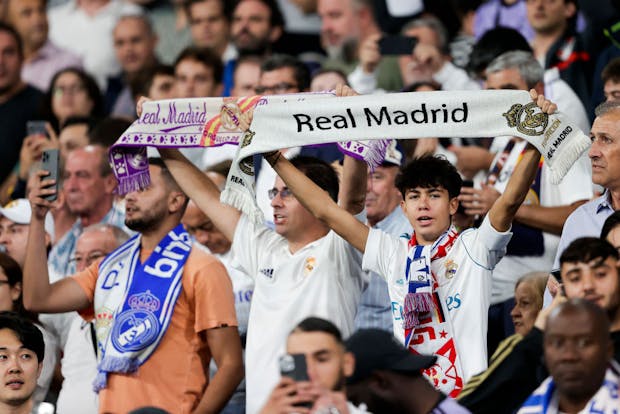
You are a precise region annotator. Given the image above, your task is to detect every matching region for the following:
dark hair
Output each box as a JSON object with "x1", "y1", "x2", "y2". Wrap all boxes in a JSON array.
[
  {"x1": 0, "y1": 22, "x2": 23, "y2": 59},
  {"x1": 147, "y1": 158, "x2": 189, "y2": 209},
  {"x1": 289, "y1": 156, "x2": 339, "y2": 202},
  {"x1": 0, "y1": 254, "x2": 22, "y2": 312},
  {"x1": 174, "y1": 46, "x2": 224, "y2": 84},
  {"x1": 0, "y1": 311, "x2": 44, "y2": 363},
  {"x1": 396, "y1": 154, "x2": 462, "y2": 199},
  {"x1": 60, "y1": 115, "x2": 97, "y2": 132},
  {"x1": 560, "y1": 237, "x2": 619, "y2": 266},
  {"x1": 184, "y1": 0, "x2": 237, "y2": 23},
  {"x1": 467, "y1": 27, "x2": 532, "y2": 80},
  {"x1": 602, "y1": 57, "x2": 620, "y2": 85},
  {"x1": 601, "y1": 211, "x2": 620, "y2": 239},
  {"x1": 133, "y1": 64, "x2": 175, "y2": 98},
  {"x1": 261, "y1": 54, "x2": 310, "y2": 91},
  {"x1": 89, "y1": 117, "x2": 133, "y2": 149},
  {"x1": 236, "y1": 0, "x2": 284, "y2": 28},
  {"x1": 44, "y1": 67, "x2": 105, "y2": 131},
  {"x1": 292, "y1": 317, "x2": 343, "y2": 344}
]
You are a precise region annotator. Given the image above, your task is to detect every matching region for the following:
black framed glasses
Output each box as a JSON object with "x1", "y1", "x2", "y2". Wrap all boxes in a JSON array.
[
  {"x1": 267, "y1": 187, "x2": 293, "y2": 200},
  {"x1": 69, "y1": 251, "x2": 107, "y2": 268}
]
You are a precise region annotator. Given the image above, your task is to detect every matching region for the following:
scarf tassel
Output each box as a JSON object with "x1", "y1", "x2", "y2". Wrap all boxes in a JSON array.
[
  {"x1": 403, "y1": 292, "x2": 434, "y2": 329},
  {"x1": 92, "y1": 353, "x2": 142, "y2": 392}
]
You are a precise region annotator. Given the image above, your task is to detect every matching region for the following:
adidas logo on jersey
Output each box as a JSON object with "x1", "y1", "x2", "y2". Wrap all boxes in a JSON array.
[{"x1": 260, "y1": 268, "x2": 274, "y2": 279}]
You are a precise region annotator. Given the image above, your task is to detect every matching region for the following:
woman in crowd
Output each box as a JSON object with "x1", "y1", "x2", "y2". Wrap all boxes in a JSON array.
[{"x1": 43, "y1": 67, "x2": 105, "y2": 132}]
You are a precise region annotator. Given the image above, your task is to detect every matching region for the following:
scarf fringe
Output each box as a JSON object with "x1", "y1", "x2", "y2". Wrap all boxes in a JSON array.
[
  {"x1": 403, "y1": 292, "x2": 434, "y2": 329},
  {"x1": 544, "y1": 132, "x2": 590, "y2": 184},
  {"x1": 114, "y1": 172, "x2": 151, "y2": 195},
  {"x1": 93, "y1": 356, "x2": 141, "y2": 392},
  {"x1": 221, "y1": 185, "x2": 264, "y2": 224}
]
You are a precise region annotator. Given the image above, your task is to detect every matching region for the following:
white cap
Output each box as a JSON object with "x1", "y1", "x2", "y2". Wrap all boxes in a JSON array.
[{"x1": 0, "y1": 199, "x2": 55, "y2": 241}]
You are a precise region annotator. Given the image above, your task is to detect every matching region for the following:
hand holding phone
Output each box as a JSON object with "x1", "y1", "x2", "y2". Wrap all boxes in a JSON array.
[
  {"x1": 280, "y1": 353, "x2": 313, "y2": 408},
  {"x1": 40, "y1": 149, "x2": 59, "y2": 202}
]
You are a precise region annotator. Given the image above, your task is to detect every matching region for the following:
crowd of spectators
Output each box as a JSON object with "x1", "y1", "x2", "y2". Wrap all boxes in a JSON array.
[{"x1": 1, "y1": 0, "x2": 620, "y2": 413}]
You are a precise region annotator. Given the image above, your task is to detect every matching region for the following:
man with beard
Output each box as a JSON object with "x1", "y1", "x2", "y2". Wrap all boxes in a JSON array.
[
  {"x1": 260, "y1": 317, "x2": 368, "y2": 414},
  {"x1": 22, "y1": 158, "x2": 244, "y2": 414}
]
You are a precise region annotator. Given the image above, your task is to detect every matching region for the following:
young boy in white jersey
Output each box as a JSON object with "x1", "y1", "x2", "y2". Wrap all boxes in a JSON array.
[{"x1": 266, "y1": 90, "x2": 555, "y2": 397}]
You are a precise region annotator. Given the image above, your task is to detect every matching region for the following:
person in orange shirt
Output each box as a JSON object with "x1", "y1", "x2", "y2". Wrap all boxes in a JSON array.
[{"x1": 21, "y1": 158, "x2": 244, "y2": 414}]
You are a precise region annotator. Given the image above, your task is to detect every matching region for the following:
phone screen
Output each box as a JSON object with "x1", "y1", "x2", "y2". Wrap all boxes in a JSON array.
[{"x1": 378, "y1": 35, "x2": 418, "y2": 55}]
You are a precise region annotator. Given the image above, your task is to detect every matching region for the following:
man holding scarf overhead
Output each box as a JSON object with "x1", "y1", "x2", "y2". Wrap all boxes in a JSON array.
[
  {"x1": 265, "y1": 89, "x2": 558, "y2": 398},
  {"x1": 21, "y1": 159, "x2": 243, "y2": 414}
]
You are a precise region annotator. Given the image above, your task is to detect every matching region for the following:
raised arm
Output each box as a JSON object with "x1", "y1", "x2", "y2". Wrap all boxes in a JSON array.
[
  {"x1": 23, "y1": 171, "x2": 90, "y2": 313},
  {"x1": 487, "y1": 91, "x2": 555, "y2": 232},
  {"x1": 267, "y1": 153, "x2": 369, "y2": 252},
  {"x1": 158, "y1": 148, "x2": 240, "y2": 242},
  {"x1": 338, "y1": 155, "x2": 368, "y2": 215}
]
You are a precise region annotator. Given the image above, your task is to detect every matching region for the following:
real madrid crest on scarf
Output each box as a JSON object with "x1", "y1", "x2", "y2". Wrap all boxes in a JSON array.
[{"x1": 92, "y1": 224, "x2": 191, "y2": 391}]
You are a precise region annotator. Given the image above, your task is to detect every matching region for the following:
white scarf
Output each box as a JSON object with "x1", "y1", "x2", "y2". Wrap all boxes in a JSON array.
[{"x1": 221, "y1": 90, "x2": 589, "y2": 221}]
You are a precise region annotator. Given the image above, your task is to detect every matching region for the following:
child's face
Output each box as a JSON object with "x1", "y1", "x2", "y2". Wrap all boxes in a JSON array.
[{"x1": 401, "y1": 186, "x2": 458, "y2": 245}]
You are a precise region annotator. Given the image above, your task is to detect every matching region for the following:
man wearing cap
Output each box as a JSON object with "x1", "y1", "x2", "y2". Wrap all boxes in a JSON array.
[
  {"x1": 346, "y1": 329, "x2": 471, "y2": 414},
  {"x1": 355, "y1": 140, "x2": 411, "y2": 332},
  {"x1": 0, "y1": 199, "x2": 54, "y2": 269}
]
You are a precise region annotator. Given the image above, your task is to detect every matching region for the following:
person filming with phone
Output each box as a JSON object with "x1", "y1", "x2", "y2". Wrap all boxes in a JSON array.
[{"x1": 260, "y1": 317, "x2": 368, "y2": 414}]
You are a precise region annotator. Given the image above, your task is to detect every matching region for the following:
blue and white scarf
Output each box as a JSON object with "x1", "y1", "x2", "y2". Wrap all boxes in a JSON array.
[
  {"x1": 518, "y1": 361, "x2": 620, "y2": 414},
  {"x1": 92, "y1": 224, "x2": 191, "y2": 391}
]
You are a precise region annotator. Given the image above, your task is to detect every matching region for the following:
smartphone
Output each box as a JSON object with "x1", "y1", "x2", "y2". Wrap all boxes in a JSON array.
[
  {"x1": 378, "y1": 35, "x2": 418, "y2": 55},
  {"x1": 280, "y1": 353, "x2": 309, "y2": 382},
  {"x1": 279, "y1": 353, "x2": 312, "y2": 408},
  {"x1": 41, "y1": 149, "x2": 59, "y2": 202},
  {"x1": 27, "y1": 120, "x2": 48, "y2": 138}
]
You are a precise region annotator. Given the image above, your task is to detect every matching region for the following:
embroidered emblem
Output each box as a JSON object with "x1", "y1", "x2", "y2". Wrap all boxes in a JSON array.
[
  {"x1": 111, "y1": 291, "x2": 161, "y2": 352},
  {"x1": 220, "y1": 103, "x2": 242, "y2": 130},
  {"x1": 445, "y1": 259, "x2": 458, "y2": 279},
  {"x1": 503, "y1": 101, "x2": 548, "y2": 136},
  {"x1": 304, "y1": 257, "x2": 316, "y2": 277},
  {"x1": 238, "y1": 129, "x2": 256, "y2": 175},
  {"x1": 95, "y1": 307, "x2": 115, "y2": 344}
]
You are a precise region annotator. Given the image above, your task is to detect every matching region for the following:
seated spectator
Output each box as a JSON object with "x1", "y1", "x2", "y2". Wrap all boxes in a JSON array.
[
  {"x1": 260, "y1": 317, "x2": 367, "y2": 413},
  {"x1": 185, "y1": 0, "x2": 236, "y2": 63},
  {"x1": 5, "y1": 0, "x2": 82, "y2": 92},
  {"x1": 518, "y1": 299, "x2": 619, "y2": 413},
  {"x1": 345, "y1": 329, "x2": 471, "y2": 413},
  {"x1": 0, "y1": 311, "x2": 45, "y2": 414},
  {"x1": 601, "y1": 210, "x2": 620, "y2": 247},
  {"x1": 106, "y1": 14, "x2": 159, "y2": 118},
  {"x1": 43, "y1": 68, "x2": 105, "y2": 133},
  {"x1": 0, "y1": 254, "x2": 55, "y2": 410}
]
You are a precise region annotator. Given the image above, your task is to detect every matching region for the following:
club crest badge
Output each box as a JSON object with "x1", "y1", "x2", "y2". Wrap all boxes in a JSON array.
[
  {"x1": 502, "y1": 101, "x2": 548, "y2": 136},
  {"x1": 111, "y1": 290, "x2": 161, "y2": 352},
  {"x1": 445, "y1": 259, "x2": 458, "y2": 279},
  {"x1": 304, "y1": 257, "x2": 316, "y2": 277},
  {"x1": 238, "y1": 130, "x2": 256, "y2": 175}
]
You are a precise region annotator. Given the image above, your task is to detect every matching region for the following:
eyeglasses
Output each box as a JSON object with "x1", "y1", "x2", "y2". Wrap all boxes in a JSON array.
[
  {"x1": 69, "y1": 251, "x2": 107, "y2": 268},
  {"x1": 254, "y1": 83, "x2": 298, "y2": 95},
  {"x1": 267, "y1": 187, "x2": 293, "y2": 200},
  {"x1": 53, "y1": 84, "x2": 86, "y2": 97}
]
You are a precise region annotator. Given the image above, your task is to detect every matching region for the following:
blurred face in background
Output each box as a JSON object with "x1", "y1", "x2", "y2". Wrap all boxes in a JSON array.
[
  {"x1": 6, "y1": 0, "x2": 48, "y2": 53},
  {"x1": 51, "y1": 71, "x2": 95, "y2": 125}
]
